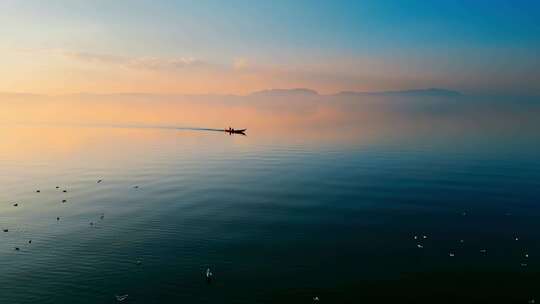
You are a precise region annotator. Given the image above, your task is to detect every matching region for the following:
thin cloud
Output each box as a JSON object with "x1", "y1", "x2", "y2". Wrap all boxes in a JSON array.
[
  {"x1": 63, "y1": 51, "x2": 125, "y2": 65},
  {"x1": 233, "y1": 57, "x2": 249, "y2": 70},
  {"x1": 62, "y1": 50, "x2": 207, "y2": 70}
]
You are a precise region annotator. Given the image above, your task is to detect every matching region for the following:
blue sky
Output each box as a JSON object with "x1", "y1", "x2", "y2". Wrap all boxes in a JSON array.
[{"x1": 0, "y1": 0, "x2": 538, "y2": 94}]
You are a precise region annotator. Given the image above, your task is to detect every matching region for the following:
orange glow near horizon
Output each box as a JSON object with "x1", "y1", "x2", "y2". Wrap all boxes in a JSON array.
[
  {"x1": 0, "y1": 96, "x2": 405, "y2": 163},
  {"x1": 2, "y1": 90, "x2": 540, "y2": 170}
]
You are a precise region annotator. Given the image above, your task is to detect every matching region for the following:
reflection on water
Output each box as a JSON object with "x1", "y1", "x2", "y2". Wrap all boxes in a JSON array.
[{"x1": 1, "y1": 95, "x2": 540, "y2": 303}]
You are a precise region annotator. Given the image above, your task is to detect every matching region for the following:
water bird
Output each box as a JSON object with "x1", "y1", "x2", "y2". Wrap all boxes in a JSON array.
[
  {"x1": 480, "y1": 249, "x2": 487, "y2": 254},
  {"x1": 14, "y1": 247, "x2": 20, "y2": 251},
  {"x1": 3, "y1": 229, "x2": 8, "y2": 232},
  {"x1": 205, "y1": 268, "x2": 214, "y2": 282},
  {"x1": 416, "y1": 244, "x2": 424, "y2": 249},
  {"x1": 115, "y1": 294, "x2": 129, "y2": 302},
  {"x1": 449, "y1": 252, "x2": 455, "y2": 257},
  {"x1": 89, "y1": 222, "x2": 94, "y2": 226},
  {"x1": 313, "y1": 296, "x2": 320, "y2": 302},
  {"x1": 133, "y1": 186, "x2": 139, "y2": 189},
  {"x1": 459, "y1": 239, "x2": 465, "y2": 243},
  {"x1": 422, "y1": 235, "x2": 428, "y2": 239},
  {"x1": 36, "y1": 190, "x2": 40, "y2": 193},
  {"x1": 57, "y1": 217, "x2": 60, "y2": 221},
  {"x1": 55, "y1": 186, "x2": 59, "y2": 189},
  {"x1": 413, "y1": 235, "x2": 418, "y2": 240},
  {"x1": 524, "y1": 253, "x2": 529, "y2": 258},
  {"x1": 62, "y1": 190, "x2": 67, "y2": 193},
  {"x1": 97, "y1": 179, "x2": 102, "y2": 183},
  {"x1": 136, "y1": 260, "x2": 142, "y2": 266},
  {"x1": 13, "y1": 203, "x2": 18, "y2": 207},
  {"x1": 100, "y1": 213, "x2": 105, "y2": 220},
  {"x1": 62, "y1": 199, "x2": 67, "y2": 203},
  {"x1": 28, "y1": 240, "x2": 32, "y2": 244}
]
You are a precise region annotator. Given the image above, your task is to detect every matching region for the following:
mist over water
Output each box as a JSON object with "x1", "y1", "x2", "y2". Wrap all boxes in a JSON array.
[{"x1": 1, "y1": 94, "x2": 540, "y2": 303}]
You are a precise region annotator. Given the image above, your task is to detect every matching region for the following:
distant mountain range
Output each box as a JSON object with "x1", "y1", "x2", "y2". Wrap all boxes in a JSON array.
[
  {"x1": 249, "y1": 87, "x2": 462, "y2": 97},
  {"x1": 249, "y1": 88, "x2": 319, "y2": 97},
  {"x1": 336, "y1": 88, "x2": 462, "y2": 97}
]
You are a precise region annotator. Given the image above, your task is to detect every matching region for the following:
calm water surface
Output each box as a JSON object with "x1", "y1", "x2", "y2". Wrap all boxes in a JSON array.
[{"x1": 1, "y1": 97, "x2": 540, "y2": 303}]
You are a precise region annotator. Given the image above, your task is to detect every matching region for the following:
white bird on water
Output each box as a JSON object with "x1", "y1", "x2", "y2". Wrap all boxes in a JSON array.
[
  {"x1": 115, "y1": 294, "x2": 128, "y2": 302},
  {"x1": 206, "y1": 268, "x2": 214, "y2": 282}
]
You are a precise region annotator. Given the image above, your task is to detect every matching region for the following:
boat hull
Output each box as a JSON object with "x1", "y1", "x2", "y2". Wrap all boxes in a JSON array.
[{"x1": 225, "y1": 129, "x2": 246, "y2": 134}]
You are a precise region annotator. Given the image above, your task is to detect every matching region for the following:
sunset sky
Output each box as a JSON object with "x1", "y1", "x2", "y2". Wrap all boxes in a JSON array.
[{"x1": 1, "y1": 0, "x2": 538, "y2": 95}]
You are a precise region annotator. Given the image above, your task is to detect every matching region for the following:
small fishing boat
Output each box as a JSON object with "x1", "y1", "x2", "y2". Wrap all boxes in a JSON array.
[{"x1": 225, "y1": 128, "x2": 247, "y2": 134}]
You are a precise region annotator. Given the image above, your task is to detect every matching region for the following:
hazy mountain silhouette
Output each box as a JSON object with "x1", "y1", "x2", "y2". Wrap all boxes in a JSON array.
[
  {"x1": 249, "y1": 88, "x2": 319, "y2": 97},
  {"x1": 247, "y1": 87, "x2": 462, "y2": 98},
  {"x1": 336, "y1": 88, "x2": 462, "y2": 97}
]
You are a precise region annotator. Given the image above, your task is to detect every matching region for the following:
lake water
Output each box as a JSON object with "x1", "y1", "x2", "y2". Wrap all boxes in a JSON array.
[{"x1": 1, "y1": 95, "x2": 539, "y2": 303}]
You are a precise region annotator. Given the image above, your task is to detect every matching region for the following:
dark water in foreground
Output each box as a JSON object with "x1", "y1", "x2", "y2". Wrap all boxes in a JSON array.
[{"x1": 1, "y1": 97, "x2": 540, "y2": 303}]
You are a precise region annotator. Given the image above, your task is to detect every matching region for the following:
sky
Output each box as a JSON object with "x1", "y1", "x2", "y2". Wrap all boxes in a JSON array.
[{"x1": 0, "y1": 0, "x2": 539, "y2": 95}]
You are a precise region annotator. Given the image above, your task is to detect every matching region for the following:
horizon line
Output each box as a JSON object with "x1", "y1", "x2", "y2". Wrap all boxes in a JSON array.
[{"x1": 0, "y1": 87, "x2": 463, "y2": 97}]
